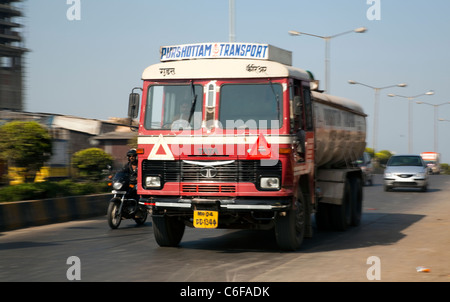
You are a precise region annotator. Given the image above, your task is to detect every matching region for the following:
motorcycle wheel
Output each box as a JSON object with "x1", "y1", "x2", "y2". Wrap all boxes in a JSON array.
[
  {"x1": 107, "y1": 198, "x2": 122, "y2": 229},
  {"x1": 134, "y1": 209, "x2": 148, "y2": 226}
]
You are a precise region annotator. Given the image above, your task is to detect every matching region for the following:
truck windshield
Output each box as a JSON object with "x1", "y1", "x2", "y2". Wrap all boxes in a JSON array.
[
  {"x1": 144, "y1": 84, "x2": 203, "y2": 130},
  {"x1": 219, "y1": 83, "x2": 283, "y2": 129}
]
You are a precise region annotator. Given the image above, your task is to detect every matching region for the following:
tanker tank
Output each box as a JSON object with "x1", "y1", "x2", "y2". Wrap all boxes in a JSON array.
[{"x1": 311, "y1": 91, "x2": 367, "y2": 168}]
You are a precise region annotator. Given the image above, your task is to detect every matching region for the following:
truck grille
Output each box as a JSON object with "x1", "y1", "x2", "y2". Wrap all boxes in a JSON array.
[
  {"x1": 182, "y1": 184, "x2": 236, "y2": 193},
  {"x1": 183, "y1": 160, "x2": 238, "y2": 182},
  {"x1": 141, "y1": 159, "x2": 281, "y2": 188}
]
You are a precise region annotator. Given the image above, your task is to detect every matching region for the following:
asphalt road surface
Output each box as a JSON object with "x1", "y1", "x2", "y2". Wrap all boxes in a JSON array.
[{"x1": 1, "y1": 175, "x2": 449, "y2": 282}]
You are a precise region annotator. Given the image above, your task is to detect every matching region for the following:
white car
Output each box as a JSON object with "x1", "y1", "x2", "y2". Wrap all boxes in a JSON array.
[{"x1": 384, "y1": 155, "x2": 428, "y2": 192}]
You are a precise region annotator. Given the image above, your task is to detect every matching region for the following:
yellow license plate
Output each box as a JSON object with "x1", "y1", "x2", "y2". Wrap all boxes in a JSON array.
[{"x1": 193, "y1": 210, "x2": 218, "y2": 229}]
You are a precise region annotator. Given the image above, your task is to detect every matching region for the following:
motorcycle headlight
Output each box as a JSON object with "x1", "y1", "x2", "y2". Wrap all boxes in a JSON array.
[
  {"x1": 145, "y1": 176, "x2": 161, "y2": 189},
  {"x1": 113, "y1": 182, "x2": 123, "y2": 190},
  {"x1": 112, "y1": 182, "x2": 123, "y2": 190}
]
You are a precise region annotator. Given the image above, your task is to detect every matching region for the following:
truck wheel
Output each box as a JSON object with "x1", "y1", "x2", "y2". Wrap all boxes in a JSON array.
[
  {"x1": 152, "y1": 215, "x2": 185, "y2": 247},
  {"x1": 350, "y1": 177, "x2": 363, "y2": 227},
  {"x1": 275, "y1": 197, "x2": 305, "y2": 251},
  {"x1": 330, "y1": 179, "x2": 352, "y2": 231},
  {"x1": 315, "y1": 202, "x2": 332, "y2": 231}
]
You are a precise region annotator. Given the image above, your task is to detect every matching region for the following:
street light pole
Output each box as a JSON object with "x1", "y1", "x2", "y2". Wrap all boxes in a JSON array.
[
  {"x1": 416, "y1": 101, "x2": 450, "y2": 153},
  {"x1": 289, "y1": 27, "x2": 367, "y2": 93},
  {"x1": 388, "y1": 91, "x2": 435, "y2": 153},
  {"x1": 348, "y1": 81, "x2": 407, "y2": 154},
  {"x1": 229, "y1": 0, "x2": 235, "y2": 42}
]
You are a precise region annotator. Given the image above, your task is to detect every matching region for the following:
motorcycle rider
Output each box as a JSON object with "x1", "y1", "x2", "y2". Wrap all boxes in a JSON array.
[
  {"x1": 120, "y1": 149, "x2": 138, "y2": 199},
  {"x1": 107, "y1": 148, "x2": 147, "y2": 228}
]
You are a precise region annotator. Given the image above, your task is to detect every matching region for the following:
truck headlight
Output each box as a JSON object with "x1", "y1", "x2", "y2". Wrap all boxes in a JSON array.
[
  {"x1": 145, "y1": 176, "x2": 161, "y2": 188},
  {"x1": 260, "y1": 177, "x2": 280, "y2": 190}
]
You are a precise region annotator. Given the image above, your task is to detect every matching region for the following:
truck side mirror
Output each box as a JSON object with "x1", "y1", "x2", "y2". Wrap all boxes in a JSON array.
[{"x1": 128, "y1": 93, "x2": 140, "y2": 119}]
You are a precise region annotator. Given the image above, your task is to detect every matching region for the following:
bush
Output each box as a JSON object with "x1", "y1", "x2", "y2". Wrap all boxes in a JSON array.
[
  {"x1": 441, "y1": 163, "x2": 450, "y2": 175},
  {"x1": 0, "y1": 121, "x2": 52, "y2": 182},
  {"x1": 375, "y1": 150, "x2": 393, "y2": 165},
  {"x1": 72, "y1": 148, "x2": 113, "y2": 181},
  {"x1": 0, "y1": 180, "x2": 110, "y2": 202}
]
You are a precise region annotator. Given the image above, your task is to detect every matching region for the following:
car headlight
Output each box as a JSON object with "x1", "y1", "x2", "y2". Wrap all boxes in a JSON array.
[
  {"x1": 112, "y1": 182, "x2": 123, "y2": 190},
  {"x1": 260, "y1": 177, "x2": 280, "y2": 190},
  {"x1": 384, "y1": 172, "x2": 392, "y2": 178},
  {"x1": 145, "y1": 176, "x2": 161, "y2": 188},
  {"x1": 415, "y1": 172, "x2": 426, "y2": 178}
]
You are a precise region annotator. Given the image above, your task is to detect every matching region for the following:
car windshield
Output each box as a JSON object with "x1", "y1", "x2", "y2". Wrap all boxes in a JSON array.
[
  {"x1": 219, "y1": 83, "x2": 283, "y2": 129},
  {"x1": 144, "y1": 84, "x2": 203, "y2": 130},
  {"x1": 387, "y1": 156, "x2": 423, "y2": 167}
]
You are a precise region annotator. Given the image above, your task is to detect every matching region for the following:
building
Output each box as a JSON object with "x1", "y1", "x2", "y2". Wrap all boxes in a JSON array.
[
  {"x1": 0, "y1": 0, "x2": 27, "y2": 111},
  {"x1": 0, "y1": 110, "x2": 137, "y2": 182}
]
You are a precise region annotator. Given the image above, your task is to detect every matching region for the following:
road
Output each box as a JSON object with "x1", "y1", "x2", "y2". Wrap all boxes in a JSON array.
[{"x1": 0, "y1": 175, "x2": 449, "y2": 282}]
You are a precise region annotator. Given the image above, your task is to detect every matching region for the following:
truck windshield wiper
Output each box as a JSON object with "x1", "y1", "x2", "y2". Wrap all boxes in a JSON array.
[{"x1": 188, "y1": 81, "x2": 197, "y2": 123}]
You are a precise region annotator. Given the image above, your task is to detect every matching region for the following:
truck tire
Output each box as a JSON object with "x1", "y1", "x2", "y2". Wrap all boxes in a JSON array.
[
  {"x1": 330, "y1": 179, "x2": 352, "y2": 231},
  {"x1": 152, "y1": 215, "x2": 185, "y2": 247},
  {"x1": 275, "y1": 196, "x2": 305, "y2": 251},
  {"x1": 350, "y1": 176, "x2": 363, "y2": 226},
  {"x1": 315, "y1": 202, "x2": 332, "y2": 231}
]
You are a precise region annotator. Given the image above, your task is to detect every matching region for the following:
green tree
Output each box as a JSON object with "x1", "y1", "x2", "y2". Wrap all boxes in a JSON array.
[
  {"x1": 72, "y1": 148, "x2": 113, "y2": 181},
  {"x1": 365, "y1": 147, "x2": 375, "y2": 158},
  {"x1": 375, "y1": 150, "x2": 393, "y2": 165},
  {"x1": 0, "y1": 121, "x2": 52, "y2": 182},
  {"x1": 440, "y1": 163, "x2": 449, "y2": 175}
]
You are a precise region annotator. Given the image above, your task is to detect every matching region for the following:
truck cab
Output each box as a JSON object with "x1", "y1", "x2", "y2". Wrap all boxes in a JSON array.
[{"x1": 128, "y1": 42, "x2": 366, "y2": 250}]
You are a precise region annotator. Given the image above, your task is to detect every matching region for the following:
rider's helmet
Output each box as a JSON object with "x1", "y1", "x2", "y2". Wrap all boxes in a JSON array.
[{"x1": 127, "y1": 149, "x2": 138, "y2": 164}]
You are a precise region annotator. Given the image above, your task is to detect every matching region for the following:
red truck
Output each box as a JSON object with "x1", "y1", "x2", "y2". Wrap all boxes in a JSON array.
[{"x1": 128, "y1": 42, "x2": 367, "y2": 250}]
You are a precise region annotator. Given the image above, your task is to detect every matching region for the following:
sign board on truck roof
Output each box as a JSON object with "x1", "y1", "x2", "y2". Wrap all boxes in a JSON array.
[{"x1": 160, "y1": 42, "x2": 292, "y2": 66}]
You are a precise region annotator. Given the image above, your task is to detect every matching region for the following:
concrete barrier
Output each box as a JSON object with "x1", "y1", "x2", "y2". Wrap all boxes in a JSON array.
[{"x1": 0, "y1": 193, "x2": 111, "y2": 231}]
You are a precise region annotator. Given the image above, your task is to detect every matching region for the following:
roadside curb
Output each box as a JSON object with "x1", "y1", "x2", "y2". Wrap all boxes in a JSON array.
[{"x1": 0, "y1": 194, "x2": 111, "y2": 231}]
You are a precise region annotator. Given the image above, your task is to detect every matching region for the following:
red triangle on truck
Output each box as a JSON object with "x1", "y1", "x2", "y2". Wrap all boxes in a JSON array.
[
  {"x1": 148, "y1": 134, "x2": 174, "y2": 160},
  {"x1": 247, "y1": 134, "x2": 272, "y2": 159},
  {"x1": 155, "y1": 145, "x2": 166, "y2": 155}
]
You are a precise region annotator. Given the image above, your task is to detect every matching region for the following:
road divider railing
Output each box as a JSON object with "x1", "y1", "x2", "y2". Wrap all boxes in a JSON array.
[{"x1": 0, "y1": 194, "x2": 111, "y2": 231}]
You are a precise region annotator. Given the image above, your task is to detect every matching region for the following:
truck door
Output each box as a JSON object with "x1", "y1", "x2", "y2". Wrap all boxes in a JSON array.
[{"x1": 291, "y1": 79, "x2": 313, "y2": 161}]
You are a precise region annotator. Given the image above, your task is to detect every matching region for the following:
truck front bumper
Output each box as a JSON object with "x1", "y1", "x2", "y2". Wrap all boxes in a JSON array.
[{"x1": 139, "y1": 197, "x2": 292, "y2": 212}]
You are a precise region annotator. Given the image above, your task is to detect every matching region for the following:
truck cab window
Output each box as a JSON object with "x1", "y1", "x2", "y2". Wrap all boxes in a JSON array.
[
  {"x1": 291, "y1": 80, "x2": 304, "y2": 130},
  {"x1": 219, "y1": 83, "x2": 283, "y2": 129},
  {"x1": 303, "y1": 87, "x2": 313, "y2": 131},
  {"x1": 144, "y1": 84, "x2": 203, "y2": 130}
]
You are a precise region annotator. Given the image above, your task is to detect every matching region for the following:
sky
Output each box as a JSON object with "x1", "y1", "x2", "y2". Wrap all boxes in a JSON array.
[{"x1": 20, "y1": 0, "x2": 450, "y2": 163}]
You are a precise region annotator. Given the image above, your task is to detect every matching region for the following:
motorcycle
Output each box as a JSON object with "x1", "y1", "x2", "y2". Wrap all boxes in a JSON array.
[{"x1": 107, "y1": 171, "x2": 148, "y2": 229}]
